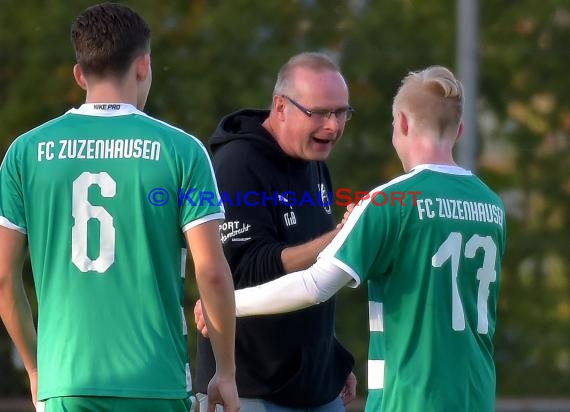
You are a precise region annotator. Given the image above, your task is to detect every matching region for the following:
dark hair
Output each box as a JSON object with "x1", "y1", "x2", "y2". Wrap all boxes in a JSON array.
[{"x1": 70, "y1": 2, "x2": 151, "y2": 78}]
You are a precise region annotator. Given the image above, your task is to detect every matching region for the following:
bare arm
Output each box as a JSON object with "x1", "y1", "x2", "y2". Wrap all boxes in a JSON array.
[
  {"x1": 184, "y1": 220, "x2": 238, "y2": 411},
  {"x1": 281, "y1": 203, "x2": 354, "y2": 273},
  {"x1": 0, "y1": 227, "x2": 37, "y2": 405},
  {"x1": 281, "y1": 229, "x2": 338, "y2": 273}
]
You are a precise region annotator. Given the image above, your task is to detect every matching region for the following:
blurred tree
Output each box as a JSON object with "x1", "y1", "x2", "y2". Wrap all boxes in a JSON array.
[
  {"x1": 481, "y1": 0, "x2": 570, "y2": 396},
  {"x1": 0, "y1": 0, "x2": 569, "y2": 400}
]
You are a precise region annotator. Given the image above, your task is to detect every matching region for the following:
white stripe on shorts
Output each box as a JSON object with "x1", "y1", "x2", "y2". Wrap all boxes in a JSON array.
[{"x1": 368, "y1": 359, "x2": 385, "y2": 390}]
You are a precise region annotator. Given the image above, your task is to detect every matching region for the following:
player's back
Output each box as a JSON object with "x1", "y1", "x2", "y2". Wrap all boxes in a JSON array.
[
  {"x1": 0, "y1": 104, "x2": 220, "y2": 399},
  {"x1": 322, "y1": 164, "x2": 505, "y2": 411},
  {"x1": 378, "y1": 165, "x2": 506, "y2": 411}
]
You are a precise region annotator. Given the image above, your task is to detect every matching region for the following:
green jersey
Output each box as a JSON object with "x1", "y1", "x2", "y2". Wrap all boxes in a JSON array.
[
  {"x1": 0, "y1": 104, "x2": 223, "y2": 400},
  {"x1": 321, "y1": 164, "x2": 506, "y2": 412}
]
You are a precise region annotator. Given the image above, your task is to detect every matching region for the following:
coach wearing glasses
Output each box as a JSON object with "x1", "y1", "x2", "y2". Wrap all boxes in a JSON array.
[{"x1": 195, "y1": 52, "x2": 356, "y2": 412}]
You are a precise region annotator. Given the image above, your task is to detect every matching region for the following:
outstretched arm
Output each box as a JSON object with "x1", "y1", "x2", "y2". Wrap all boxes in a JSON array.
[
  {"x1": 235, "y1": 258, "x2": 355, "y2": 317},
  {"x1": 0, "y1": 227, "x2": 37, "y2": 405},
  {"x1": 194, "y1": 258, "x2": 354, "y2": 336}
]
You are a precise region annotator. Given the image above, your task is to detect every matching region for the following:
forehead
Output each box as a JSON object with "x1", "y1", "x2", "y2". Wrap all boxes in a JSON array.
[{"x1": 290, "y1": 67, "x2": 349, "y2": 106}]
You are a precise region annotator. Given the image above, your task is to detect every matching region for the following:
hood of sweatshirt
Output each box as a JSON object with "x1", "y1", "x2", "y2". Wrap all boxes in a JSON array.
[{"x1": 209, "y1": 108, "x2": 305, "y2": 168}]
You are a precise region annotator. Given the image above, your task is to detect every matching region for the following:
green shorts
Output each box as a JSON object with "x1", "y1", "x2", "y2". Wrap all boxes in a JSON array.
[{"x1": 42, "y1": 396, "x2": 194, "y2": 412}]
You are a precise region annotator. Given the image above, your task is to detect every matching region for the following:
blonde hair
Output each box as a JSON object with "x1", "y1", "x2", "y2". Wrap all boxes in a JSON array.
[
  {"x1": 393, "y1": 65, "x2": 463, "y2": 138},
  {"x1": 273, "y1": 52, "x2": 341, "y2": 97}
]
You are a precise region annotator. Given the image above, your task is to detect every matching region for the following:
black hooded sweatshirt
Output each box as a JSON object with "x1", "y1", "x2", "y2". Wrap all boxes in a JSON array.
[{"x1": 195, "y1": 109, "x2": 354, "y2": 407}]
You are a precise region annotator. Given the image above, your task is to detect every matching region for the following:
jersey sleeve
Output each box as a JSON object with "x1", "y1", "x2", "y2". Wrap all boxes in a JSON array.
[
  {"x1": 0, "y1": 140, "x2": 27, "y2": 233},
  {"x1": 320, "y1": 190, "x2": 400, "y2": 285},
  {"x1": 179, "y1": 139, "x2": 224, "y2": 232}
]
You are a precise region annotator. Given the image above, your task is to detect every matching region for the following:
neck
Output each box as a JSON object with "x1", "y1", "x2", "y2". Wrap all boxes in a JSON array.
[
  {"x1": 261, "y1": 116, "x2": 276, "y2": 138},
  {"x1": 84, "y1": 78, "x2": 139, "y2": 108},
  {"x1": 405, "y1": 135, "x2": 457, "y2": 171},
  {"x1": 262, "y1": 114, "x2": 291, "y2": 155}
]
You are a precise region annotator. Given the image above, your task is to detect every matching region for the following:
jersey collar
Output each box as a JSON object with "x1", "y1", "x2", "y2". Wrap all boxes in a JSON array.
[
  {"x1": 410, "y1": 164, "x2": 472, "y2": 176},
  {"x1": 67, "y1": 103, "x2": 142, "y2": 117}
]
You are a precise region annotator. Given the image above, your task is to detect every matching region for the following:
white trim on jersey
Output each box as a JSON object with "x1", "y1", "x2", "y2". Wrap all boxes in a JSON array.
[
  {"x1": 0, "y1": 216, "x2": 26, "y2": 234},
  {"x1": 235, "y1": 259, "x2": 353, "y2": 317},
  {"x1": 180, "y1": 248, "x2": 187, "y2": 279},
  {"x1": 182, "y1": 213, "x2": 225, "y2": 233},
  {"x1": 369, "y1": 301, "x2": 384, "y2": 332},
  {"x1": 181, "y1": 306, "x2": 188, "y2": 336},
  {"x1": 185, "y1": 363, "x2": 192, "y2": 392},
  {"x1": 410, "y1": 163, "x2": 472, "y2": 175},
  {"x1": 368, "y1": 359, "x2": 385, "y2": 390},
  {"x1": 67, "y1": 103, "x2": 140, "y2": 117},
  {"x1": 323, "y1": 255, "x2": 362, "y2": 287}
]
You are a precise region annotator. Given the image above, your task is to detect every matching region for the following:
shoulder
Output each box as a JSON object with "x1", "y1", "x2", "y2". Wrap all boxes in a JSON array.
[
  {"x1": 368, "y1": 170, "x2": 423, "y2": 195},
  {"x1": 473, "y1": 175, "x2": 504, "y2": 204},
  {"x1": 2, "y1": 113, "x2": 70, "y2": 161},
  {"x1": 136, "y1": 114, "x2": 211, "y2": 157},
  {"x1": 212, "y1": 139, "x2": 275, "y2": 172},
  {"x1": 212, "y1": 138, "x2": 264, "y2": 159},
  {"x1": 136, "y1": 113, "x2": 201, "y2": 143}
]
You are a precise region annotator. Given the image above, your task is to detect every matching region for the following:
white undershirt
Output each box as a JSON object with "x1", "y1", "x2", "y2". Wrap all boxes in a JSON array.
[{"x1": 235, "y1": 258, "x2": 356, "y2": 317}]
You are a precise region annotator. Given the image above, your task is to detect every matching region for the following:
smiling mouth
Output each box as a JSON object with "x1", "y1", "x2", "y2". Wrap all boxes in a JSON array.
[{"x1": 313, "y1": 137, "x2": 332, "y2": 144}]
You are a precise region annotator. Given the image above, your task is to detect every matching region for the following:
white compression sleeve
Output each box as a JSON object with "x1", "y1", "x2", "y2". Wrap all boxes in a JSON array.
[{"x1": 235, "y1": 258, "x2": 355, "y2": 317}]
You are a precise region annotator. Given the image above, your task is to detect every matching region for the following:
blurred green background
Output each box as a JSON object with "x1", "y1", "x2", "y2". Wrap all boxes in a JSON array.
[{"x1": 1, "y1": 0, "x2": 569, "y2": 409}]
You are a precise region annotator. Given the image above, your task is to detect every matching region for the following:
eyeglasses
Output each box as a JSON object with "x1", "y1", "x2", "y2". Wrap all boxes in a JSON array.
[{"x1": 281, "y1": 95, "x2": 354, "y2": 121}]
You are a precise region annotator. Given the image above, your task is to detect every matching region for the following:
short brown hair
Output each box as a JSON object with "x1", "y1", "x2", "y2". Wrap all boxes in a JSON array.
[{"x1": 71, "y1": 2, "x2": 151, "y2": 78}]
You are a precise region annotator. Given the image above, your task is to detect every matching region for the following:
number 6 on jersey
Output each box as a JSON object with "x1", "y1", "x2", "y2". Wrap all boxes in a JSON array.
[{"x1": 72, "y1": 172, "x2": 116, "y2": 273}]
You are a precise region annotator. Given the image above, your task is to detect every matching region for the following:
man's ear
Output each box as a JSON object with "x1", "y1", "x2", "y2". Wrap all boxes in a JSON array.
[
  {"x1": 456, "y1": 122, "x2": 464, "y2": 142},
  {"x1": 136, "y1": 53, "x2": 151, "y2": 81},
  {"x1": 398, "y1": 110, "x2": 409, "y2": 136},
  {"x1": 273, "y1": 95, "x2": 287, "y2": 120},
  {"x1": 73, "y1": 64, "x2": 87, "y2": 90}
]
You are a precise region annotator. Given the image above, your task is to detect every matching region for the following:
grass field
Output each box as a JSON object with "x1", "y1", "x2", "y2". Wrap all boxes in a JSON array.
[{"x1": 2, "y1": 398, "x2": 570, "y2": 412}]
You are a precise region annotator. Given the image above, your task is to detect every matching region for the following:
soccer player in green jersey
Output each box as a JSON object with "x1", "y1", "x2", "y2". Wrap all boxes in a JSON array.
[
  {"x1": 0, "y1": 3, "x2": 238, "y2": 412},
  {"x1": 197, "y1": 65, "x2": 506, "y2": 411}
]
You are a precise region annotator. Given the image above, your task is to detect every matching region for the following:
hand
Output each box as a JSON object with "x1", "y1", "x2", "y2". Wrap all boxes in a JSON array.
[
  {"x1": 28, "y1": 368, "x2": 38, "y2": 406},
  {"x1": 336, "y1": 203, "x2": 355, "y2": 230},
  {"x1": 340, "y1": 371, "x2": 357, "y2": 405},
  {"x1": 194, "y1": 299, "x2": 209, "y2": 338},
  {"x1": 207, "y1": 373, "x2": 240, "y2": 412}
]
